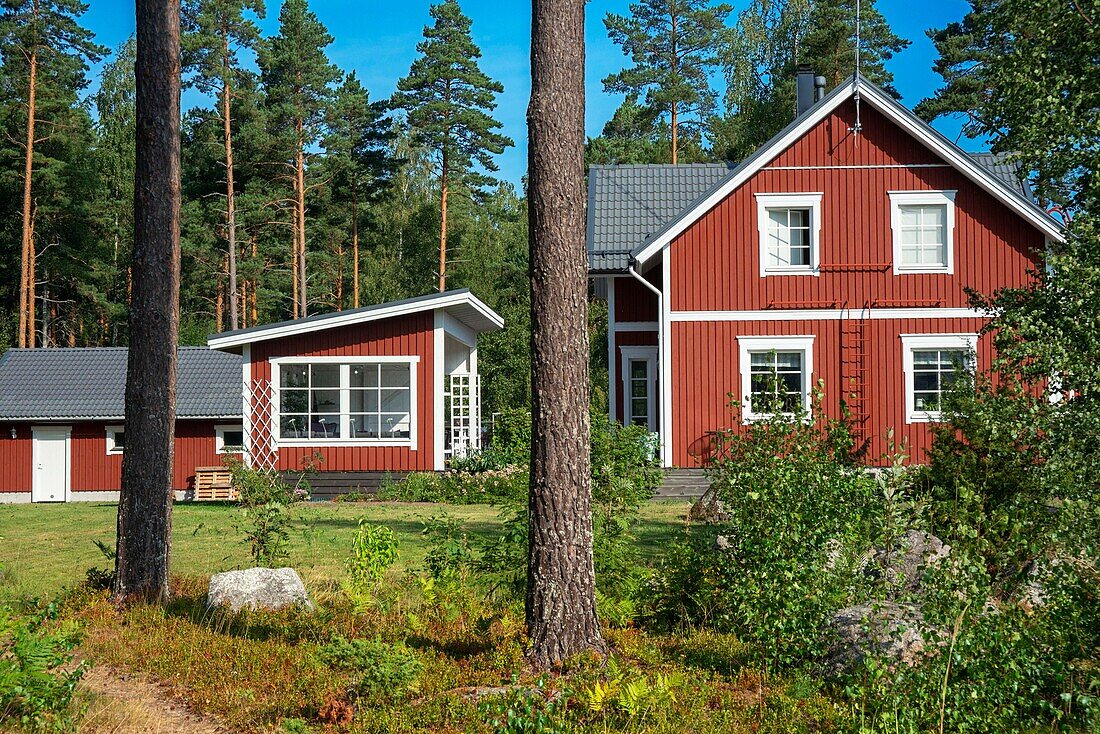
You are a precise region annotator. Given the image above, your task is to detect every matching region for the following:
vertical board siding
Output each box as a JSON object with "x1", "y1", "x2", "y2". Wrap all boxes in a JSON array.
[
  {"x1": 249, "y1": 312, "x2": 435, "y2": 473},
  {"x1": 668, "y1": 100, "x2": 1043, "y2": 313},
  {"x1": 0, "y1": 420, "x2": 224, "y2": 493},
  {"x1": 614, "y1": 273, "x2": 659, "y2": 322},
  {"x1": 612, "y1": 330, "x2": 659, "y2": 423},
  {"x1": 671, "y1": 317, "x2": 994, "y2": 467}
]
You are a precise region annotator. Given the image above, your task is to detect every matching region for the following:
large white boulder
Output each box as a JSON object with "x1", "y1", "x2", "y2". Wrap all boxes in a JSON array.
[{"x1": 207, "y1": 567, "x2": 313, "y2": 612}]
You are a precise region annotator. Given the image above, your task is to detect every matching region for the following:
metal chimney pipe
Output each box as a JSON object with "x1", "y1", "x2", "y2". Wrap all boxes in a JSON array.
[
  {"x1": 814, "y1": 75, "x2": 827, "y2": 101},
  {"x1": 796, "y1": 64, "x2": 815, "y2": 116}
]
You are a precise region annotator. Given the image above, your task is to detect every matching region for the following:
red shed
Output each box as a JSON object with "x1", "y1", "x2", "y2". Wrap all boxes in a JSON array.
[
  {"x1": 207, "y1": 289, "x2": 503, "y2": 497},
  {"x1": 589, "y1": 72, "x2": 1063, "y2": 469},
  {"x1": 0, "y1": 347, "x2": 243, "y2": 502}
]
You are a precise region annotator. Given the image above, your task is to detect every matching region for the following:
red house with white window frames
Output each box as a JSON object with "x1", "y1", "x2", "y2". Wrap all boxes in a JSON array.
[{"x1": 589, "y1": 72, "x2": 1064, "y2": 469}]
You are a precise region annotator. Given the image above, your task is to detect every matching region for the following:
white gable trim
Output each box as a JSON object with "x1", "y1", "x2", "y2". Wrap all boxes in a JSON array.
[{"x1": 632, "y1": 78, "x2": 1062, "y2": 267}]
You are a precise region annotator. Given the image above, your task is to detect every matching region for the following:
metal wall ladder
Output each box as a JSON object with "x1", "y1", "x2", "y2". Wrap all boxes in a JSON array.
[{"x1": 840, "y1": 303, "x2": 871, "y2": 452}]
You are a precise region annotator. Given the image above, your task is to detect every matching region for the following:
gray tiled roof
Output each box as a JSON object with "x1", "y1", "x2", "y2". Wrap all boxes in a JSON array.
[
  {"x1": 587, "y1": 163, "x2": 734, "y2": 272},
  {"x1": 968, "y1": 152, "x2": 1033, "y2": 199},
  {"x1": 0, "y1": 347, "x2": 242, "y2": 420}
]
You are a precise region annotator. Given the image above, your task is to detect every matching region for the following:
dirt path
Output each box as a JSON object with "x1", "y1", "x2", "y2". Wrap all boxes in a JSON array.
[{"x1": 77, "y1": 666, "x2": 228, "y2": 734}]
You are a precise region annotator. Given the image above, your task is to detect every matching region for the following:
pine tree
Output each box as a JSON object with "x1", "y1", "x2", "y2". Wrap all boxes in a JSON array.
[
  {"x1": 603, "y1": 0, "x2": 732, "y2": 164},
  {"x1": 917, "y1": 0, "x2": 1098, "y2": 210},
  {"x1": 257, "y1": 0, "x2": 338, "y2": 318},
  {"x1": 0, "y1": 0, "x2": 105, "y2": 347},
  {"x1": 392, "y1": 0, "x2": 512, "y2": 293},
  {"x1": 799, "y1": 0, "x2": 908, "y2": 93},
  {"x1": 182, "y1": 0, "x2": 264, "y2": 330},
  {"x1": 323, "y1": 72, "x2": 396, "y2": 309}
]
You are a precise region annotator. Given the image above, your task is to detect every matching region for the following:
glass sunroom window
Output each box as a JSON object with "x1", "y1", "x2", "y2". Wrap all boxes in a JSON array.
[{"x1": 278, "y1": 361, "x2": 412, "y2": 441}]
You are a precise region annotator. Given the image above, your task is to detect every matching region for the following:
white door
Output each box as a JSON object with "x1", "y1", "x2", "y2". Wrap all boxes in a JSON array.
[
  {"x1": 620, "y1": 347, "x2": 658, "y2": 432},
  {"x1": 31, "y1": 426, "x2": 70, "y2": 503}
]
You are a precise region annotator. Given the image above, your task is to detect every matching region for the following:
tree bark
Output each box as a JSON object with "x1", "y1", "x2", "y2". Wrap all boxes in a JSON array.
[
  {"x1": 18, "y1": 14, "x2": 38, "y2": 350},
  {"x1": 526, "y1": 0, "x2": 606, "y2": 668},
  {"x1": 221, "y1": 31, "x2": 239, "y2": 331},
  {"x1": 438, "y1": 146, "x2": 448, "y2": 292},
  {"x1": 352, "y1": 188, "x2": 359, "y2": 308},
  {"x1": 295, "y1": 119, "x2": 308, "y2": 317},
  {"x1": 114, "y1": 0, "x2": 182, "y2": 605}
]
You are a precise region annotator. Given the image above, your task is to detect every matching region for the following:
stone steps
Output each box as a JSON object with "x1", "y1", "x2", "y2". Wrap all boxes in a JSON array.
[{"x1": 653, "y1": 468, "x2": 709, "y2": 499}]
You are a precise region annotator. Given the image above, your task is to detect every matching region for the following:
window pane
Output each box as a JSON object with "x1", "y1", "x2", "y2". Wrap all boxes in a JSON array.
[
  {"x1": 788, "y1": 208, "x2": 808, "y2": 228},
  {"x1": 222, "y1": 430, "x2": 244, "y2": 447},
  {"x1": 914, "y1": 392, "x2": 939, "y2": 411},
  {"x1": 280, "y1": 416, "x2": 307, "y2": 438},
  {"x1": 790, "y1": 245, "x2": 810, "y2": 266},
  {"x1": 750, "y1": 352, "x2": 773, "y2": 368},
  {"x1": 311, "y1": 389, "x2": 340, "y2": 413},
  {"x1": 921, "y1": 226, "x2": 944, "y2": 246},
  {"x1": 349, "y1": 389, "x2": 378, "y2": 413},
  {"x1": 114, "y1": 432, "x2": 126, "y2": 448},
  {"x1": 912, "y1": 351, "x2": 939, "y2": 367},
  {"x1": 923, "y1": 204, "x2": 945, "y2": 227},
  {"x1": 631, "y1": 398, "x2": 648, "y2": 418},
  {"x1": 630, "y1": 379, "x2": 648, "y2": 398},
  {"x1": 942, "y1": 349, "x2": 967, "y2": 368},
  {"x1": 380, "y1": 388, "x2": 410, "y2": 413},
  {"x1": 775, "y1": 351, "x2": 801, "y2": 369},
  {"x1": 781, "y1": 372, "x2": 803, "y2": 393},
  {"x1": 380, "y1": 363, "x2": 410, "y2": 388},
  {"x1": 913, "y1": 372, "x2": 939, "y2": 391},
  {"x1": 899, "y1": 206, "x2": 920, "y2": 226},
  {"x1": 280, "y1": 389, "x2": 308, "y2": 414},
  {"x1": 350, "y1": 364, "x2": 378, "y2": 388},
  {"x1": 381, "y1": 413, "x2": 410, "y2": 438},
  {"x1": 281, "y1": 366, "x2": 309, "y2": 388},
  {"x1": 768, "y1": 209, "x2": 788, "y2": 227},
  {"x1": 312, "y1": 364, "x2": 340, "y2": 388},
  {"x1": 310, "y1": 415, "x2": 340, "y2": 438},
  {"x1": 900, "y1": 228, "x2": 921, "y2": 246},
  {"x1": 630, "y1": 360, "x2": 647, "y2": 379},
  {"x1": 351, "y1": 414, "x2": 379, "y2": 438}
]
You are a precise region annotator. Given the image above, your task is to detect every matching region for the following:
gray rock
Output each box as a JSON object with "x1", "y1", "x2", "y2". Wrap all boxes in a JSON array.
[
  {"x1": 866, "y1": 530, "x2": 951, "y2": 595},
  {"x1": 824, "y1": 601, "x2": 943, "y2": 676},
  {"x1": 207, "y1": 567, "x2": 313, "y2": 612}
]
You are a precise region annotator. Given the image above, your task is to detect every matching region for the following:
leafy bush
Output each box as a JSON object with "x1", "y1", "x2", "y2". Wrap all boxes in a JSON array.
[
  {"x1": 421, "y1": 514, "x2": 474, "y2": 581},
  {"x1": 478, "y1": 677, "x2": 567, "y2": 734},
  {"x1": 0, "y1": 604, "x2": 87, "y2": 733},
  {"x1": 345, "y1": 521, "x2": 398, "y2": 594},
  {"x1": 648, "y1": 389, "x2": 877, "y2": 668},
  {"x1": 378, "y1": 467, "x2": 526, "y2": 504},
  {"x1": 227, "y1": 459, "x2": 308, "y2": 566},
  {"x1": 318, "y1": 635, "x2": 421, "y2": 699},
  {"x1": 489, "y1": 408, "x2": 531, "y2": 466}
]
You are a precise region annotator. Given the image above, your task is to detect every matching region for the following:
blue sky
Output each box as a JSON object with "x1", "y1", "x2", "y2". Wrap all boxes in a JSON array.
[{"x1": 81, "y1": 0, "x2": 976, "y2": 184}]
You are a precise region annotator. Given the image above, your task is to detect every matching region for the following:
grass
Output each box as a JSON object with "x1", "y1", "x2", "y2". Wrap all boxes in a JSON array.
[{"x1": 0, "y1": 499, "x2": 690, "y2": 601}]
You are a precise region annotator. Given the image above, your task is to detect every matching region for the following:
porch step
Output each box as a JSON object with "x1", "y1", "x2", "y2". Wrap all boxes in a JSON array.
[{"x1": 653, "y1": 468, "x2": 710, "y2": 499}]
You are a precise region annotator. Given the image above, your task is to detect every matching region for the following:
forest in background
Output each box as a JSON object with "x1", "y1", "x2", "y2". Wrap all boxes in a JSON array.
[{"x1": 0, "y1": 0, "x2": 1077, "y2": 417}]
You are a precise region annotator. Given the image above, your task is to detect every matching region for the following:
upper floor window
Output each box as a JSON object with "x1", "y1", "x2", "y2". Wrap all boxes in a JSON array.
[
  {"x1": 901, "y1": 333, "x2": 976, "y2": 423},
  {"x1": 737, "y1": 335, "x2": 815, "y2": 421},
  {"x1": 755, "y1": 193, "x2": 822, "y2": 276},
  {"x1": 272, "y1": 358, "x2": 418, "y2": 446},
  {"x1": 890, "y1": 191, "x2": 956, "y2": 274}
]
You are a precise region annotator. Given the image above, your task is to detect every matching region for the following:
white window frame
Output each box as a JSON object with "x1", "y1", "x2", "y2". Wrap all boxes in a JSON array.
[
  {"x1": 105, "y1": 425, "x2": 125, "y2": 455},
  {"x1": 755, "y1": 193, "x2": 823, "y2": 277},
  {"x1": 889, "y1": 190, "x2": 956, "y2": 275},
  {"x1": 901, "y1": 333, "x2": 977, "y2": 423},
  {"x1": 619, "y1": 346, "x2": 658, "y2": 432},
  {"x1": 215, "y1": 424, "x2": 246, "y2": 454},
  {"x1": 270, "y1": 355, "x2": 419, "y2": 449},
  {"x1": 737, "y1": 335, "x2": 815, "y2": 421}
]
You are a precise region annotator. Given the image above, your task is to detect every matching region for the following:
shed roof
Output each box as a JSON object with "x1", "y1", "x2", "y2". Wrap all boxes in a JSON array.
[
  {"x1": 0, "y1": 347, "x2": 243, "y2": 421},
  {"x1": 207, "y1": 289, "x2": 504, "y2": 352}
]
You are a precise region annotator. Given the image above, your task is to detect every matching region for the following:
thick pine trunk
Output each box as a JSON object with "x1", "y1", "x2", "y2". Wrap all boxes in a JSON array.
[
  {"x1": 670, "y1": 101, "x2": 678, "y2": 165},
  {"x1": 526, "y1": 0, "x2": 606, "y2": 668},
  {"x1": 352, "y1": 189, "x2": 359, "y2": 308},
  {"x1": 114, "y1": 0, "x2": 182, "y2": 605},
  {"x1": 291, "y1": 202, "x2": 299, "y2": 318},
  {"x1": 296, "y1": 142, "x2": 308, "y2": 317},
  {"x1": 222, "y1": 33, "x2": 239, "y2": 331},
  {"x1": 438, "y1": 148, "x2": 448, "y2": 293},
  {"x1": 19, "y1": 40, "x2": 37, "y2": 349}
]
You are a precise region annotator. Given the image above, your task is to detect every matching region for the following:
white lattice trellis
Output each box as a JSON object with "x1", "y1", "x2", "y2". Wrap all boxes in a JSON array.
[
  {"x1": 244, "y1": 378, "x2": 278, "y2": 472},
  {"x1": 446, "y1": 373, "x2": 481, "y2": 460}
]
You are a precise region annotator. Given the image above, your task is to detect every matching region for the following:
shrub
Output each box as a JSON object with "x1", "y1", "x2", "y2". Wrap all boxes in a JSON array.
[
  {"x1": 319, "y1": 636, "x2": 421, "y2": 699},
  {"x1": 489, "y1": 408, "x2": 531, "y2": 466},
  {"x1": 421, "y1": 514, "x2": 474, "y2": 581},
  {"x1": 0, "y1": 604, "x2": 87, "y2": 733},
  {"x1": 478, "y1": 677, "x2": 568, "y2": 734},
  {"x1": 345, "y1": 521, "x2": 398, "y2": 594},
  {"x1": 227, "y1": 459, "x2": 308, "y2": 566},
  {"x1": 378, "y1": 468, "x2": 526, "y2": 505}
]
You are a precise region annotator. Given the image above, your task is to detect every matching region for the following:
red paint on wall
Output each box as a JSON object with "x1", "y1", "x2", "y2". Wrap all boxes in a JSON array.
[
  {"x1": 247, "y1": 312, "x2": 436, "y2": 473},
  {"x1": 0, "y1": 420, "x2": 227, "y2": 493}
]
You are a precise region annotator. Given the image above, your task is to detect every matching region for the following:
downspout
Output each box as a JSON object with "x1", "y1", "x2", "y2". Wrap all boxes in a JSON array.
[{"x1": 628, "y1": 261, "x2": 669, "y2": 466}]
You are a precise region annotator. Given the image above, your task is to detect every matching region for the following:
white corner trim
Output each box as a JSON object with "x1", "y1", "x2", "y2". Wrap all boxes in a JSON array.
[
  {"x1": 755, "y1": 192, "x2": 823, "y2": 277},
  {"x1": 632, "y1": 77, "x2": 1062, "y2": 268},
  {"x1": 105, "y1": 424, "x2": 124, "y2": 455},
  {"x1": 241, "y1": 344, "x2": 252, "y2": 467},
  {"x1": 440, "y1": 312, "x2": 478, "y2": 348},
  {"x1": 670, "y1": 307, "x2": 987, "y2": 322},
  {"x1": 900, "y1": 332, "x2": 978, "y2": 424},
  {"x1": 889, "y1": 190, "x2": 957, "y2": 275},
  {"x1": 736, "y1": 335, "x2": 815, "y2": 422},
  {"x1": 433, "y1": 311, "x2": 445, "y2": 471},
  {"x1": 661, "y1": 255, "x2": 673, "y2": 467}
]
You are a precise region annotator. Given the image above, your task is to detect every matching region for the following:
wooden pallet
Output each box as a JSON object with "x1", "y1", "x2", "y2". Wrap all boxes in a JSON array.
[{"x1": 194, "y1": 466, "x2": 235, "y2": 501}]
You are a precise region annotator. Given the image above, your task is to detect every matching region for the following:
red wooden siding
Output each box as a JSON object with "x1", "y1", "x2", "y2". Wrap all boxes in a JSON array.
[
  {"x1": 669, "y1": 100, "x2": 1044, "y2": 312},
  {"x1": 670, "y1": 317, "x2": 993, "y2": 467},
  {"x1": 248, "y1": 312, "x2": 435, "y2": 473},
  {"x1": 614, "y1": 273, "x2": 659, "y2": 322},
  {"x1": 611, "y1": 330, "x2": 659, "y2": 423},
  {"x1": 0, "y1": 420, "x2": 225, "y2": 493}
]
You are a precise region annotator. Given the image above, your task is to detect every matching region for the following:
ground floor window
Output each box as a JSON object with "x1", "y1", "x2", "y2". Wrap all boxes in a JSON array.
[
  {"x1": 215, "y1": 424, "x2": 246, "y2": 454},
  {"x1": 736, "y1": 336, "x2": 815, "y2": 420},
  {"x1": 901, "y1": 334, "x2": 977, "y2": 422},
  {"x1": 273, "y1": 358, "x2": 417, "y2": 444},
  {"x1": 105, "y1": 425, "x2": 125, "y2": 454}
]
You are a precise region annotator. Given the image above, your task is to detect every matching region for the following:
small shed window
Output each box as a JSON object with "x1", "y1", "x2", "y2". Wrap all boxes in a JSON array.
[
  {"x1": 273, "y1": 358, "x2": 417, "y2": 446},
  {"x1": 216, "y1": 424, "x2": 245, "y2": 454},
  {"x1": 106, "y1": 425, "x2": 125, "y2": 455}
]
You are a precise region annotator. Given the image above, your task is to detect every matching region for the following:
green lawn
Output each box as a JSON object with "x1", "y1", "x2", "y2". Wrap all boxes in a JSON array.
[{"x1": 0, "y1": 499, "x2": 691, "y2": 600}]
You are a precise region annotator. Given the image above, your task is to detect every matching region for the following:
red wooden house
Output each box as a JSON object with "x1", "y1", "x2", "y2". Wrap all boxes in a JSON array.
[
  {"x1": 590, "y1": 72, "x2": 1063, "y2": 471},
  {"x1": 0, "y1": 290, "x2": 502, "y2": 502}
]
